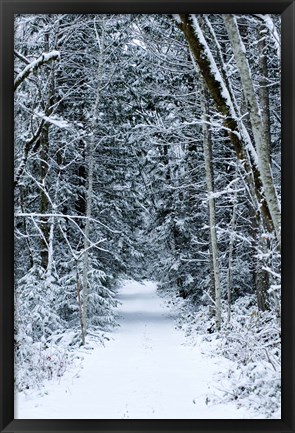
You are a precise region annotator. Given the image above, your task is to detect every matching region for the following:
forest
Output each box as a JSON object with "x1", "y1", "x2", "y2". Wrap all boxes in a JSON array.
[{"x1": 14, "y1": 13, "x2": 281, "y2": 418}]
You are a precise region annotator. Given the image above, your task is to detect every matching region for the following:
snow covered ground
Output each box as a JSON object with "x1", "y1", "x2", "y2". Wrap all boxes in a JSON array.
[{"x1": 15, "y1": 280, "x2": 257, "y2": 419}]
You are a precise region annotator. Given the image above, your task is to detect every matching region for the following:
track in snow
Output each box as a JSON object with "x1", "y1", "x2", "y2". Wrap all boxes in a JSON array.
[{"x1": 15, "y1": 280, "x2": 252, "y2": 419}]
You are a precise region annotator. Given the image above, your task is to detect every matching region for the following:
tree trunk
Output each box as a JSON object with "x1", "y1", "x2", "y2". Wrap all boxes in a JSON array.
[
  {"x1": 175, "y1": 14, "x2": 276, "y2": 241},
  {"x1": 39, "y1": 27, "x2": 55, "y2": 270},
  {"x1": 81, "y1": 18, "x2": 105, "y2": 345},
  {"x1": 81, "y1": 134, "x2": 95, "y2": 345},
  {"x1": 40, "y1": 125, "x2": 49, "y2": 269},
  {"x1": 223, "y1": 14, "x2": 281, "y2": 247},
  {"x1": 227, "y1": 182, "x2": 237, "y2": 323},
  {"x1": 200, "y1": 84, "x2": 222, "y2": 332},
  {"x1": 208, "y1": 236, "x2": 216, "y2": 318},
  {"x1": 258, "y1": 25, "x2": 271, "y2": 162}
]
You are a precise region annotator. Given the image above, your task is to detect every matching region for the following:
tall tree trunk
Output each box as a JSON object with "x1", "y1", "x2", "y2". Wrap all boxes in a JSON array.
[
  {"x1": 255, "y1": 26, "x2": 272, "y2": 311},
  {"x1": 223, "y1": 14, "x2": 281, "y2": 247},
  {"x1": 39, "y1": 25, "x2": 55, "y2": 270},
  {"x1": 258, "y1": 25, "x2": 272, "y2": 162},
  {"x1": 81, "y1": 133, "x2": 95, "y2": 345},
  {"x1": 227, "y1": 179, "x2": 237, "y2": 323},
  {"x1": 175, "y1": 14, "x2": 276, "y2": 242},
  {"x1": 45, "y1": 173, "x2": 61, "y2": 281},
  {"x1": 81, "y1": 18, "x2": 105, "y2": 345},
  {"x1": 208, "y1": 235, "x2": 216, "y2": 318},
  {"x1": 200, "y1": 84, "x2": 222, "y2": 332},
  {"x1": 40, "y1": 125, "x2": 49, "y2": 269}
]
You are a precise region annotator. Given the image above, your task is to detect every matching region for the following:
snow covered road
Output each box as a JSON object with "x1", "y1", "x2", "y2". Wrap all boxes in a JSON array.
[{"x1": 15, "y1": 280, "x2": 252, "y2": 419}]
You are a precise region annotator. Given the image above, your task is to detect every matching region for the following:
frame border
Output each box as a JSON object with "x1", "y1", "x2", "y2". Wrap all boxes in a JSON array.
[{"x1": 1, "y1": 1, "x2": 294, "y2": 432}]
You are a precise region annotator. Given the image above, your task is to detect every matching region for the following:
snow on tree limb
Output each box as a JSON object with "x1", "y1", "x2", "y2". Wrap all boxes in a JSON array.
[
  {"x1": 14, "y1": 50, "x2": 60, "y2": 91},
  {"x1": 175, "y1": 13, "x2": 275, "y2": 234},
  {"x1": 254, "y1": 14, "x2": 281, "y2": 61},
  {"x1": 14, "y1": 213, "x2": 120, "y2": 234},
  {"x1": 223, "y1": 14, "x2": 281, "y2": 247},
  {"x1": 33, "y1": 111, "x2": 71, "y2": 129},
  {"x1": 190, "y1": 15, "x2": 236, "y2": 118}
]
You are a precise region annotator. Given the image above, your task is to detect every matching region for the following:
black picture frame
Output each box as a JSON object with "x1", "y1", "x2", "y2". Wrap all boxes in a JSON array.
[{"x1": 0, "y1": 0, "x2": 294, "y2": 432}]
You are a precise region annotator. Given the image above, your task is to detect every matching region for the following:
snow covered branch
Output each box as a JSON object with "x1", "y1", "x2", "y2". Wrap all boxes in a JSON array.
[
  {"x1": 15, "y1": 213, "x2": 120, "y2": 234},
  {"x1": 14, "y1": 50, "x2": 61, "y2": 91}
]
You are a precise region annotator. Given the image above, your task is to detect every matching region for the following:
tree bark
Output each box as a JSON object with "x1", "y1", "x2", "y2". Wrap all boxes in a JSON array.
[
  {"x1": 40, "y1": 125, "x2": 50, "y2": 269},
  {"x1": 81, "y1": 17, "x2": 105, "y2": 345},
  {"x1": 257, "y1": 25, "x2": 271, "y2": 162},
  {"x1": 227, "y1": 181, "x2": 237, "y2": 323},
  {"x1": 200, "y1": 84, "x2": 222, "y2": 331},
  {"x1": 175, "y1": 14, "x2": 276, "y2": 240},
  {"x1": 223, "y1": 14, "x2": 281, "y2": 247}
]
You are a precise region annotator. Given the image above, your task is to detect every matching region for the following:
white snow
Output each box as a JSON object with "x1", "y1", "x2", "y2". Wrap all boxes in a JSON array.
[
  {"x1": 190, "y1": 15, "x2": 236, "y2": 118},
  {"x1": 255, "y1": 14, "x2": 281, "y2": 60},
  {"x1": 33, "y1": 112, "x2": 71, "y2": 129},
  {"x1": 172, "y1": 14, "x2": 182, "y2": 24},
  {"x1": 14, "y1": 51, "x2": 60, "y2": 90},
  {"x1": 15, "y1": 280, "x2": 255, "y2": 419},
  {"x1": 189, "y1": 15, "x2": 259, "y2": 170}
]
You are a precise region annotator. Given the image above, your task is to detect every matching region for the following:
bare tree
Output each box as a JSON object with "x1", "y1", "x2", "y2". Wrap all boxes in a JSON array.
[
  {"x1": 174, "y1": 14, "x2": 278, "y2": 242},
  {"x1": 200, "y1": 83, "x2": 222, "y2": 331},
  {"x1": 223, "y1": 14, "x2": 281, "y2": 247},
  {"x1": 81, "y1": 17, "x2": 106, "y2": 345}
]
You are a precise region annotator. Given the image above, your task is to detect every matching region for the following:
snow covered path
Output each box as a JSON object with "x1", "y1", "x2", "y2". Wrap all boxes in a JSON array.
[{"x1": 15, "y1": 280, "x2": 252, "y2": 419}]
